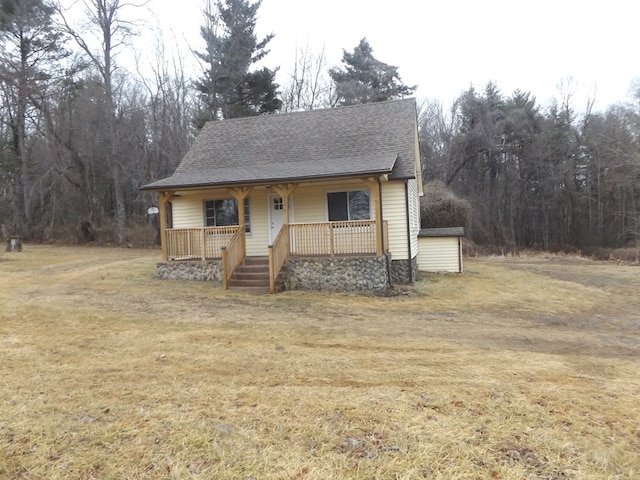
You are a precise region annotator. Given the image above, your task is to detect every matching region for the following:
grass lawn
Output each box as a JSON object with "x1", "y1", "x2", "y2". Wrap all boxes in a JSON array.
[{"x1": 0, "y1": 245, "x2": 638, "y2": 479}]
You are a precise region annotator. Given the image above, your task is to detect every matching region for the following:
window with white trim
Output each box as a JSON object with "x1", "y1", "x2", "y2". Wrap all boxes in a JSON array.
[
  {"x1": 327, "y1": 190, "x2": 370, "y2": 221},
  {"x1": 204, "y1": 198, "x2": 250, "y2": 233}
]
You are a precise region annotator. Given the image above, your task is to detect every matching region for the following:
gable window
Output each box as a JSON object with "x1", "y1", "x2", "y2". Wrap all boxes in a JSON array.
[
  {"x1": 204, "y1": 198, "x2": 251, "y2": 233},
  {"x1": 327, "y1": 190, "x2": 370, "y2": 221}
]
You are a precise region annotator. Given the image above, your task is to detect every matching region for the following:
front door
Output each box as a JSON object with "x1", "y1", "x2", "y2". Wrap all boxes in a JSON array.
[{"x1": 268, "y1": 195, "x2": 285, "y2": 243}]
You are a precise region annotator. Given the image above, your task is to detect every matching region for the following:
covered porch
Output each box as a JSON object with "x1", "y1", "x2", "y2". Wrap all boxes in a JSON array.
[
  {"x1": 156, "y1": 179, "x2": 389, "y2": 293},
  {"x1": 163, "y1": 219, "x2": 388, "y2": 261}
]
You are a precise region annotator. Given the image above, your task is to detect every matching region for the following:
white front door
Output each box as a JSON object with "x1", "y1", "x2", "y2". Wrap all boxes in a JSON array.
[{"x1": 268, "y1": 195, "x2": 285, "y2": 243}]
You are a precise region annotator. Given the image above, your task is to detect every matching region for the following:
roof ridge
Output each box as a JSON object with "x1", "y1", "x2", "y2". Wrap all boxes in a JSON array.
[{"x1": 201, "y1": 97, "x2": 417, "y2": 127}]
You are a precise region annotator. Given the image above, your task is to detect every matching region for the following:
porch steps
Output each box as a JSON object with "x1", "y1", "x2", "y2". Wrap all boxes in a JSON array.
[{"x1": 227, "y1": 256, "x2": 285, "y2": 293}]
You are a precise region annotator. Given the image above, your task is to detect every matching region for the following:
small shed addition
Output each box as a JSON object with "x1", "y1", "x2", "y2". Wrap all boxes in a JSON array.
[{"x1": 418, "y1": 227, "x2": 465, "y2": 273}]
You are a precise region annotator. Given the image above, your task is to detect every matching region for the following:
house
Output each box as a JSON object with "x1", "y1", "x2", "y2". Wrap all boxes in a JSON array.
[
  {"x1": 418, "y1": 227, "x2": 465, "y2": 273},
  {"x1": 141, "y1": 98, "x2": 423, "y2": 292}
]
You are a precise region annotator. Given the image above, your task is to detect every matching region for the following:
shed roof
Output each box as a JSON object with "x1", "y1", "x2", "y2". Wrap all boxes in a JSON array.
[
  {"x1": 419, "y1": 227, "x2": 466, "y2": 237},
  {"x1": 142, "y1": 98, "x2": 419, "y2": 190}
]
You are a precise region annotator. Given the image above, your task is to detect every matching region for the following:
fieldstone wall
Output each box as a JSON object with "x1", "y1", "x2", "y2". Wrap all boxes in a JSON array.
[
  {"x1": 155, "y1": 256, "x2": 404, "y2": 291},
  {"x1": 389, "y1": 256, "x2": 418, "y2": 284},
  {"x1": 156, "y1": 261, "x2": 222, "y2": 282},
  {"x1": 285, "y1": 256, "x2": 389, "y2": 291}
]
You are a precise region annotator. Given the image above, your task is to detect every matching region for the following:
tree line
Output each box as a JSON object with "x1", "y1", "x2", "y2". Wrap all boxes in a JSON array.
[
  {"x1": 420, "y1": 83, "x2": 640, "y2": 250},
  {"x1": 1, "y1": 0, "x2": 638, "y2": 251}
]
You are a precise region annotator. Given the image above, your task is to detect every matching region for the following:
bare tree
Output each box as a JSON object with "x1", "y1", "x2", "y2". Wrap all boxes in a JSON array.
[
  {"x1": 418, "y1": 78, "x2": 640, "y2": 251},
  {"x1": 281, "y1": 43, "x2": 334, "y2": 112},
  {"x1": 418, "y1": 99, "x2": 457, "y2": 182},
  {"x1": 135, "y1": 38, "x2": 195, "y2": 238},
  {"x1": 58, "y1": 0, "x2": 144, "y2": 243}
]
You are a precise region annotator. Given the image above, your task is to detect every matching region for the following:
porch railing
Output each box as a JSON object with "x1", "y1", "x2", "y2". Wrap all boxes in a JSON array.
[
  {"x1": 165, "y1": 220, "x2": 389, "y2": 266},
  {"x1": 289, "y1": 220, "x2": 383, "y2": 256},
  {"x1": 221, "y1": 228, "x2": 246, "y2": 289},
  {"x1": 165, "y1": 226, "x2": 239, "y2": 260},
  {"x1": 268, "y1": 224, "x2": 290, "y2": 293}
]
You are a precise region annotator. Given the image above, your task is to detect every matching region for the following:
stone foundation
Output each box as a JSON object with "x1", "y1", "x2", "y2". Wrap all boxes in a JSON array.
[
  {"x1": 154, "y1": 255, "x2": 414, "y2": 291},
  {"x1": 156, "y1": 260, "x2": 222, "y2": 282},
  {"x1": 285, "y1": 256, "x2": 389, "y2": 291},
  {"x1": 389, "y1": 256, "x2": 418, "y2": 284}
]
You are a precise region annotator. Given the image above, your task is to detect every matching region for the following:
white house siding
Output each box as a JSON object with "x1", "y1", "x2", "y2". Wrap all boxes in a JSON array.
[
  {"x1": 289, "y1": 183, "x2": 327, "y2": 223},
  {"x1": 245, "y1": 189, "x2": 269, "y2": 256},
  {"x1": 169, "y1": 178, "x2": 412, "y2": 259},
  {"x1": 289, "y1": 179, "x2": 374, "y2": 222},
  {"x1": 170, "y1": 187, "x2": 270, "y2": 256},
  {"x1": 171, "y1": 193, "x2": 206, "y2": 228},
  {"x1": 417, "y1": 237, "x2": 462, "y2": 272},
  {"x1": 381, "y1": 181, "x2": 409, "y2": 260},
  {"x1": 407, "y1": 178, "x2": 420, "y2": 260}
]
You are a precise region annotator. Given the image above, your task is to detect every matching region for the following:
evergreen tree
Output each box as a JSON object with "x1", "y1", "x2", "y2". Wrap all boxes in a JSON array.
[
  {"x1": 194, "y1": 0, "x2": 281, "y2": 124},
  {"x1": 329, "y1": 38, "x2": 416, "y2": 106},
  {"x1": 0, "y1": 0, "x2": 68, "y2": 228}
]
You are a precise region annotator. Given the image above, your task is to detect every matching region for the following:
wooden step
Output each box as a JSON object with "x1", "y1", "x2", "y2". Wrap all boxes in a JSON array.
[
  {"x1": 229, "y1": 286, "x2": 271, "y2": 293},
  {"x1": 228, "y1": 279, "x2": 284, "y2": 292},
  {"x1": 228, "y1": 274, "x2": 283, "y2": 286},
  {"x1": 227, "y1": 256, "x2": 284, "y2": 293},
  {"x1": 234, "y1": 264, "x2": 269, "y2": 273},
  {"x1": 228, "y1": 278, "x2": 270, "y2": 288},
  {"x1": 232, "y1": 272, "x2": 269, "y2": 280},
  {"x1": 243, "y1": 256, "x2": 269, "y2": 265}
]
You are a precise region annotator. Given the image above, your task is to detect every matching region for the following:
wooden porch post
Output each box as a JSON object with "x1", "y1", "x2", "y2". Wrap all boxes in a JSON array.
[
  {"x1": 268, "y1": 184, "x2": 297, "y2": 293},
  {"x1": 272, "y1": 183, "x2": 298, "y2": 226},
  {"x1": 221, "y1": 246, "x2": 228, "y2": 289},
  {"x1": 228, "y1": 187, "x2": 253, "y2": 269},
  {"x1": 229, "y1": 186, "x2": 254, "y2": 232},
  {"x1": 364, "y1": 178, "x2": 384, "y2": 256},
  {"x1": 158, "y1": 191, "x2": 175, "y2": 261}
]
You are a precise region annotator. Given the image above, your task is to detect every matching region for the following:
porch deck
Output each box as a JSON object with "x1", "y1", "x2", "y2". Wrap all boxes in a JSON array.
[
  {"x1": 163, "y1": 220, "x2": 388, "y2": 261},
  {"x1": 164, "y1": 220, "x2": 389, "y2": 293}
]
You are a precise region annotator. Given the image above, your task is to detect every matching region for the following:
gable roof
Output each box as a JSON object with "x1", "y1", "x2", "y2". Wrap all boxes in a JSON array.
[{"x1": 142, "y1": 98, "x2": 419, "y2": 190}]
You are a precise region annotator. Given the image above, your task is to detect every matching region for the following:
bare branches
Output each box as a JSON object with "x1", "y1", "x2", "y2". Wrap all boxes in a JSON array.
[
  {"x1": 281, "y1": 43, "x2": 335, "y2": 112},
  {"x1": 57, "y1": 0, "x2": 146, "y2": 81},
  {"x1": 420, "y1": 82, "x2": 640, "y2": 249}
]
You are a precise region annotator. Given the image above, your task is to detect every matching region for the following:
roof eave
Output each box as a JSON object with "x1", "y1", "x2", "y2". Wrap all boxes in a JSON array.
[
  {"x1": 418, "y1": 227, "x2": 466, "y2": 238},
  {"x1": 140, "y1": 169, "x2": 394, "y2": 192},
  {"x1": 389, "y1": 173, "x2": 416, "y2": 181}
]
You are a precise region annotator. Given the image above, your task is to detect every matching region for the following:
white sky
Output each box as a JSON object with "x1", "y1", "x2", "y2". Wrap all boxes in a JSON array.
[{"x1": 145, "y1": 0, "x2": 639, "y2": 112}]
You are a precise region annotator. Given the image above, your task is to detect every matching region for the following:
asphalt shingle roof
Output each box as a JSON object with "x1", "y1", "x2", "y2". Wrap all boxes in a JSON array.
[
  {"x1": 419, "y1": 227, "x2": 466, "y2": 237},
  {"x1": 142, "y1": 98, "x2": 419, "y2": 190}
]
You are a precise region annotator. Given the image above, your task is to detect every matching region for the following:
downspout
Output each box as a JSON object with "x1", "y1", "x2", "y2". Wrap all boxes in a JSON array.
[
  {"x1": 378, "y1": 177, "x2": 392, "y2": 288},
  {"x1": 404, "y1": 180, "x2": 413, "y2": 283}
]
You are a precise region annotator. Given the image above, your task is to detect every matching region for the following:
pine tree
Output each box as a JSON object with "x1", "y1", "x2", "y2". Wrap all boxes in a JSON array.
[
  {"x1": 0, "y1": 0, "x2": 68, "y2": 227},
  {"x1": 194, "y1": 0, "x2": 281, "y2": 124},
  {"x1": 329, "y1": 38, "x2": 416, "y2": 106}
]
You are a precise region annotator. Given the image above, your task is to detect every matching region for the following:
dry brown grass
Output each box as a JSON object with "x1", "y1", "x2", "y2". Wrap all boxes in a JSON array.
[{"x1": 0, "y1": 245, "x2": 638, "y2": 479}]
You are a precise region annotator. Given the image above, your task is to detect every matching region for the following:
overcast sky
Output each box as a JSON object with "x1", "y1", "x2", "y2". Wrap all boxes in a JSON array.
[{"x1": 148, "y1": 0, "x2": 639, "y2": 112}]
